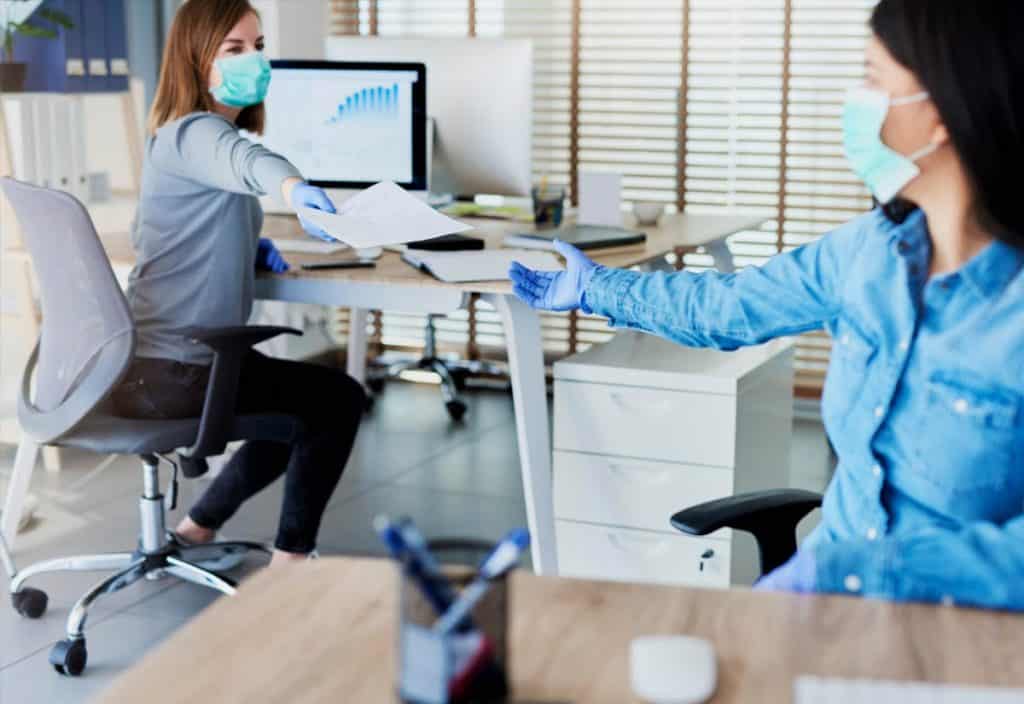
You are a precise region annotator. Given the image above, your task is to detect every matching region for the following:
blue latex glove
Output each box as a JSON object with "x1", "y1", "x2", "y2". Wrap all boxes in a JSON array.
[
  {"x1": 509, "y1": 240, "x2": 598, "y2": 311},
  {"x1": 289, "y1": 182, "x2": 337, "y2": 242},
  {"x1": 753, "y1": 549, "x2": 818, "y2": 593},
  {"x1": 256, "y1": 237, "x2": 289, "y2": 273}
]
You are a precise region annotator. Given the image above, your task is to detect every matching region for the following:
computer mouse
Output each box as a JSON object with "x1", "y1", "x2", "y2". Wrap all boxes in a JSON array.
[{"x1": 630, "y1": 635, "x2": 717, "y2": 704}]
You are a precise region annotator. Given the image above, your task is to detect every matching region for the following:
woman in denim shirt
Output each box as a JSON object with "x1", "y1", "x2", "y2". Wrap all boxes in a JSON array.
[{"x1": 512, "y1": 0, "x2": 1024, "y2": 610}]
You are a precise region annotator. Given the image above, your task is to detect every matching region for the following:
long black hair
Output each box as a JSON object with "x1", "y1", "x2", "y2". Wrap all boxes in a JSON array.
[{"x1": 871, "y1": 0, "x2": 1024, "y2": 248}]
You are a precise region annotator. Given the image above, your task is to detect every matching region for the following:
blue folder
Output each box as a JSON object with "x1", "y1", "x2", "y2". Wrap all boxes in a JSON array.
[
  {"x1": 81, "y1": 0, "x2": 109, "y2": 92},
  {"x1": 63, "y1": 0, "x2": 85, "y2": 92},
  {"x1": 104, "y1": 0, "x2": 129, "y2": 92}
]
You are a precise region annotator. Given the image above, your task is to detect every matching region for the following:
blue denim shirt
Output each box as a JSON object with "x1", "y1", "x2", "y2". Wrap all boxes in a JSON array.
[{"x1": 583, "y1": 208, "x2": 1024, "y2": 610}]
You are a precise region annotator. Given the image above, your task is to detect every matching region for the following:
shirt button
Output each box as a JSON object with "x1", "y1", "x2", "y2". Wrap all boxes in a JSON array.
[
  {"x1": 841, "y1": 334, "x2": 851, "y2": 345},
  {"x1": 898, "y1": 339, "x2": 909, "y2": 351},
  {"x1": 844, "y1": 575, "x2": 863, "y2": 593},
  {"x1": 954, "y1": 398, "x2": 970, "y2": 414},
  {"x1": 872, "y1": 464, "x2": 883, "y2": 478},
  {"x1": 874, "y1": 406, "x2": 885, "y2": 419},
  {"x1": 941, "y1": 595, "x2": 955, "y2": 607},
  {"x1": 866, "y1": 528, "x2": 878, "y2": 541}
]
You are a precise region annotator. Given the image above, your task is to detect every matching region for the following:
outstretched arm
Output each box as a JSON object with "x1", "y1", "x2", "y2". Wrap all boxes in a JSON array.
[{"x1": 511, "y1": 212, "x2": 874, "y2": 350}]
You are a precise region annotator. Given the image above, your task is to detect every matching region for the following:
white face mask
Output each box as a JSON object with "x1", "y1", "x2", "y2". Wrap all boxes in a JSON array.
[{"x1": 842, "y1": 86, "x2": 937, "y2": 204}]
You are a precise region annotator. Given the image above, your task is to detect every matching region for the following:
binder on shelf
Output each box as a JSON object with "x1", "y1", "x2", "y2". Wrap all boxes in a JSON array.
[
  {"x1": 67, "y1": 96, "x2": 89, "y2": 203},
  {"x1": 104, "y1": 0, "x2": 130, "y2": 92},
  {"x1": 0, "y1": 96, "x2": 38, "y2": 184},
  {"x1": 29, "y1": 96, "x2": 54, "y2": 189},
  {"x1": 63, "y1": 0, "x2": 87, "y2": 92},
  {"x1": 47, "y1": 95, "x2": 73, "y2": 194},
  {"x1": 82, "y1": 0, "x2": 110, "y2": 92}
]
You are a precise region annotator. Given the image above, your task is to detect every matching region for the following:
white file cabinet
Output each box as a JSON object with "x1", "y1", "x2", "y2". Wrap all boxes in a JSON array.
[{"x1": 553, "y1": 332, "x2": 794, "y2": 587}]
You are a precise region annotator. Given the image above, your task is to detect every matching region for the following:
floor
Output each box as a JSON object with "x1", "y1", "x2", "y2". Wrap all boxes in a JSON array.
[{"x1": 0, "y1": 381, "x2": 832, "y2": 703}]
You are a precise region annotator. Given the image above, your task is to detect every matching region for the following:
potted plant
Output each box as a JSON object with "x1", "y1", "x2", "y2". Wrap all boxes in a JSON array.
[{"x1": 1, "y1": 1, "x2": 74, "y2": 92}]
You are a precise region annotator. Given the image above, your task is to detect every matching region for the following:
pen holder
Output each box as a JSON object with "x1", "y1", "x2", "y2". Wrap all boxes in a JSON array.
[
  {"x1": 531, "y1": 186, "x2": 565, "y2": 229},
  {"x1": 397, "y1": 539, "x2": 511, "y2": 704}
]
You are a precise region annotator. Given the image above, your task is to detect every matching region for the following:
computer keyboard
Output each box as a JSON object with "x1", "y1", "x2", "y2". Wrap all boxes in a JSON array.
[{"x1": 795, "y1": 676, "x2": 1024, "y2": 703}]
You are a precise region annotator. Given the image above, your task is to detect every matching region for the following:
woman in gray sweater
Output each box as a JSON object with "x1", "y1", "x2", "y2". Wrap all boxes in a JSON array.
[{"x1": 112, "y1": 0, "x2": 364, "y2": 567}]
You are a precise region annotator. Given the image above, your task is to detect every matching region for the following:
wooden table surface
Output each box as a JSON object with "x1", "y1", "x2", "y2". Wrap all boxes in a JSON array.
[
  {"x1": 96, "y1": 557, "x2": 1024, "y2": 704},
  {"x1": 88, "y1": 211, "x2": 765, "y2": 295}
]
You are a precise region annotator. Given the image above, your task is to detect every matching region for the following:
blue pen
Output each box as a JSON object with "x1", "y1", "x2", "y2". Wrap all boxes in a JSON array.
[
  {"x1": 433, "y1": 529, "x2": 530, "y2": 635},
  {"x1": 373, "y1": 515, "x2": 456, "y2": 615},
  {"x1": 397, "y1": 518, "x2": 446, "y2": 579}
]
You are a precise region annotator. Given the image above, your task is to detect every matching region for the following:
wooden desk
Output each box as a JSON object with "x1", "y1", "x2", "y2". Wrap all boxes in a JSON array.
[
  {"x1": 2, "y1": 211, "x2": 765, "y2": 576},
  {"x1": 96, "y1": 557, "x2": 1024, "y2": 703}
]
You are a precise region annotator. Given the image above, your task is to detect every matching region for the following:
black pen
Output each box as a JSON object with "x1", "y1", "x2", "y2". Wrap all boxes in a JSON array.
[{"x1": 301, "y1": 260, "x2": 376, "y2": 271}]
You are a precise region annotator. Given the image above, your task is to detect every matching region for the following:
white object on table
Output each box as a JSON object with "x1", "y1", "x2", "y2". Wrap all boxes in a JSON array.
[
  {"x1": 577, "y1": 171, "x2": 622, "y2": 227},
  {"x1": 795, "y1": 676, "x2": 1024, "y2": 703},
  {"x1": 630, "y1": 635, "x2": 717, "y2": 704},
  {"x1": 401, "y1": 249, "x2": 562, "y2": 283},
  {"x1": 298, "y1": 181, "x2": 471, "y2": 248},
  {"x1": 553, "y1": 331, "x2": 794, "y2": 587},
  {"x1": 270, "y1": 239, "x2": 348, "y2": 255},
  {"x1": 634, "y1": 201, "x2": 666, "y2": 226}
]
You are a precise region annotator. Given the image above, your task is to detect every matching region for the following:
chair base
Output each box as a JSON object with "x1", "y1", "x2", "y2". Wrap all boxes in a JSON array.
[
  {"x1": 366, "y1": 315, "x2": 507, "y2": 422},
  {"x1": 6, "y1": 455, "x2": 272, "y2": 676},
  {"x1": 370, "y1": 356, "x2": 507, "y2": 422}
]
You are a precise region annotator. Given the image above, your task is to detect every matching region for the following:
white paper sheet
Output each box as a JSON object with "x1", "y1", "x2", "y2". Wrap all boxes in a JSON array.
[
  {"x1": 403, "y1": 249, "x2": 563, "y2": 283},
  {"x1": 299, "y1": 181, "x2": 471, "y2": 248}
]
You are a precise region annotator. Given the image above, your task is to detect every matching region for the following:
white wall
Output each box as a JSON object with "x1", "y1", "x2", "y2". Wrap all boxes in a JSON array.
[{"x1": 252, "y1": 0, "x2": 328, "y2": 60}]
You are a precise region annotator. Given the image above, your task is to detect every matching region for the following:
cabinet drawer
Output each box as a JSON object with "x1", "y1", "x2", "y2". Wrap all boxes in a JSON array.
[
  {"x1": 556, "y1": 521, "x2": 730, "y2": 588},
  {"x1": 554, "y1": 451, "x2": 734, "y2": 535},
  {"x1": 554, "y1": 381, "x2": 736, "y2": 467}
]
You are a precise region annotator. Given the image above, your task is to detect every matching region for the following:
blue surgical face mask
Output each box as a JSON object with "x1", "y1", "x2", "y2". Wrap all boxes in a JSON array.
[
  {"x1": 842, "y1": 86, "x2": 937, "y2": 204},
  {"x1": 210, "y1": 51, "x2": 272, "y2": 108}
]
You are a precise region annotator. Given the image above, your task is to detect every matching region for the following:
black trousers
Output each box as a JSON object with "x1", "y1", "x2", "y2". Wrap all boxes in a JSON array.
[{"x1": 112, "y1": 351, "x2": 365, "y2": 553}]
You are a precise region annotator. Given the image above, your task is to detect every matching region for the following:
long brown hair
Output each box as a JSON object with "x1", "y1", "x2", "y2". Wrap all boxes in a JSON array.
[{"x1": 147, "y1": 0, "x2": 265, "y2": 136}]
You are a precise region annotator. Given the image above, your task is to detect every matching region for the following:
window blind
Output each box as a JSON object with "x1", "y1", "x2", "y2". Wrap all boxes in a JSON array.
[{"x1": 327, "y1": 0, "x2": 876, "y2": 396}]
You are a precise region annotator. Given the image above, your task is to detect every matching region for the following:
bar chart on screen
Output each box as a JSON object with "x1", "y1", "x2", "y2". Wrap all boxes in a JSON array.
[{"x1": 327, "y1": 84, "x2": 401, "y2": 125}]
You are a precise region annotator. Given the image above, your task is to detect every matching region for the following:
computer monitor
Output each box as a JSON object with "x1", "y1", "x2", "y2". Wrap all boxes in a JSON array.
[
  {"x1": 257, "y1": 60, "x2": 428, "y2": 193},
  {"x1": 326, "y1": 37, "x2": 533, "y2": 198}
]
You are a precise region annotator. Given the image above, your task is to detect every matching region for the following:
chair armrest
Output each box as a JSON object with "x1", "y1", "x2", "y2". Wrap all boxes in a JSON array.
[
  {"x1": 182, "y1": 325, "x2": 300, "y2": 352},
  {"x1": 179, "y1": 325, "x2": 301, "y2": 473},
  {"x1": 671, "y1": 489, "x2": 823, "y2": 576}
]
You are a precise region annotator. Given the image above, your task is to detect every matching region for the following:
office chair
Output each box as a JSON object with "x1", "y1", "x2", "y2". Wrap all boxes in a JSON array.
[
  {"x1": 671, "y1": 489, "x2": 824, "y2": 577},
  {"x1": 367, "y1": 313, "x2": 505, "y2": 422},
  {"x1": 0, "y1": 178, "x2": 305, "y2": 677}
]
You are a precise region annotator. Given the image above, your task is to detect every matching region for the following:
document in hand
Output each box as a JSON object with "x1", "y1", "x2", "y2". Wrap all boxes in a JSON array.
[
  {"x1": 298, "y1": 181, "x2": 472, "y2": 248},
  {"x1": 402, "y1": 249, "x2": 563, "y2": 283}
]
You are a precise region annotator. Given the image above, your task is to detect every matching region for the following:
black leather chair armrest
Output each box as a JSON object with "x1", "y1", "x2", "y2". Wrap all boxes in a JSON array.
[
  {"x1": 671, "y1": 489, "x2": 823, "y2": 576},
  {"x1": 179, "y1": 326, "x2": 301, "y2": 473}
]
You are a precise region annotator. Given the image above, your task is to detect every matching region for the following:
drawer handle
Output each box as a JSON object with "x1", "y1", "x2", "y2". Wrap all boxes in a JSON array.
[
  {"x1": 606, "y1": 531, "x2": 671, "y2": 558},
  {"x1": 608, "y1": 391, "x2": 674, "y2": 415},
  {"x1": 608, "y1": 462, "x2": 672, "y2": 485}
]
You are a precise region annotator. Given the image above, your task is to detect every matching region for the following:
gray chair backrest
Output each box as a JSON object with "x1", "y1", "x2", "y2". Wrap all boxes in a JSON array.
[{"x1": 1, "y1": 178, "x2": 135, "y2": 443}]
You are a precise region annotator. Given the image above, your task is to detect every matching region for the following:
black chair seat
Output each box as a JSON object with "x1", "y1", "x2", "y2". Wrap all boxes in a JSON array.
[{"x1": 55, "y1": 410, "x2": 303, "y2": 455}]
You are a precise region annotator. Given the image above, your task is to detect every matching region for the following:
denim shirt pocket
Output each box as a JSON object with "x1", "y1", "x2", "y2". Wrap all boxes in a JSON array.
[
  {"x1": 821, "y1": 323, "x2": 877, "y2": 442},
  {"x1": 915, "y1": 372, "x2": 1020, "y2": 493}
]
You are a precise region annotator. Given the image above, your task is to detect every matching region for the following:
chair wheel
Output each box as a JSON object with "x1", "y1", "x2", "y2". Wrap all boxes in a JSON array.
[
  {"x1": 11, "y1": 587, "x2": 48, "y2": 619},
  {"x1": 446, "y1": 400, "x2": 467, "y2": 422},
  {"x1": 50, "y1": 638, "x2": 87, "y2": 676},
  {"x1": 367, "y1": 377, "x2": 385, "y2": 393}
]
